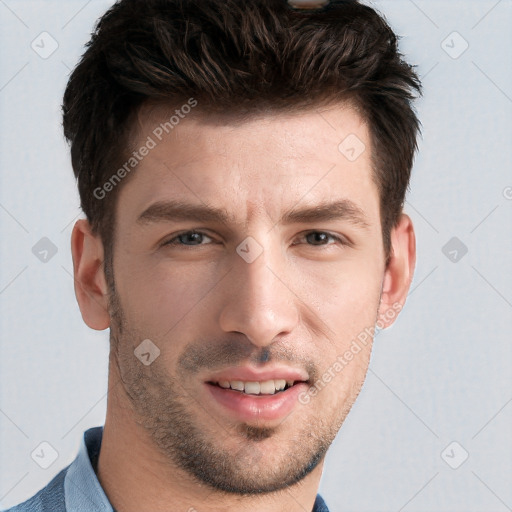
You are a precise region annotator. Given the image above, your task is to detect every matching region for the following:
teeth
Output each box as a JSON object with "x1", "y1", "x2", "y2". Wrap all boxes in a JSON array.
[
  {"x1": 275, "y1": 379, "x2": 286, "y2": 391},
  {"x1": 259, "y1": 381, "x2": 274, "y2": 394},
  {"x1": 230, "y1": 381, "x2": 244, "y2": 391},
  {"x1": 214, "y1": 379, "x2": 297, "y2": 395},
  {"x1": 245, "y1": 382, "x2": 261, "y2": 394}
]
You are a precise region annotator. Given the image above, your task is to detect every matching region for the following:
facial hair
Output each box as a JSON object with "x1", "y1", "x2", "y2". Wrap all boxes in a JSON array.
[{"x1": 107, "y1": 277, "x2": 369, "y2": 495}]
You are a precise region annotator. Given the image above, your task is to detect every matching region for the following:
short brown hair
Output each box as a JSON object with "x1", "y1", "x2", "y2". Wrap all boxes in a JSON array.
[{"x1": 62, "y1": 0, "x2": 421, "y2": 262}]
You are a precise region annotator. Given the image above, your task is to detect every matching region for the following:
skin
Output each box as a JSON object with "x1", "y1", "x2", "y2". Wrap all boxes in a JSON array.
[{"x1": 71, "y1": 103, "x2": 415, "y2": 512}]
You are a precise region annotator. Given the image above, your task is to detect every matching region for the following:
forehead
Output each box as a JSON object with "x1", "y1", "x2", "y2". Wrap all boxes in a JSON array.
[{"x1": 117, "y1": 102, "x2": 380, "y2": 227}]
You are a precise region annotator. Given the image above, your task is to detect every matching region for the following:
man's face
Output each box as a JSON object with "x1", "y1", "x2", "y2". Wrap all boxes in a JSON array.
[{"x1": 108, "y1": 104, "x2": 388, "y2": 493}]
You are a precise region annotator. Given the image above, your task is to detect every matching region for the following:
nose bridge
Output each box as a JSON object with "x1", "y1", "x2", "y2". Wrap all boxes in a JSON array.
[{"x1": 218, "y1": 235, "x2": 298, "y2": 347}]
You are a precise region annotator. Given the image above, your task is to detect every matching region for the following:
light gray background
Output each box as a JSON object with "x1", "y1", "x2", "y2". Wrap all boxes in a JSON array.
[{"x1": 1, "y1": 1, "x2": 511, "y2": 510}]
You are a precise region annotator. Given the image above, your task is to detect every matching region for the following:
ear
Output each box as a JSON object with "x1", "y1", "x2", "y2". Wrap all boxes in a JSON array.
[
  {"x1": 377, "y1": 213, "x2": 416, "y2": 328},
  {"x1": 71, "y1": 219, "x2": 111, "y2": 330}
]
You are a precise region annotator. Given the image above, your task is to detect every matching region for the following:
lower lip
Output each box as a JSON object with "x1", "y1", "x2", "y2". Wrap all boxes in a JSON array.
[{"x1": 205, "y1": 382, "x2": 308, "y2": 422}]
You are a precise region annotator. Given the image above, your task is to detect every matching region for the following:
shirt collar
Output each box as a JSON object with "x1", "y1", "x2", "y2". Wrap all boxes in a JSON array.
[{"x1": 64, "y1": 427, "x2": 113, "y2": 512}]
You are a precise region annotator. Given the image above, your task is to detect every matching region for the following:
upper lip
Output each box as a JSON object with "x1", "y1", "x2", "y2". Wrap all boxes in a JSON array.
[{"x1": 206, "y1": 366, "x2": 309, "y2": 383}]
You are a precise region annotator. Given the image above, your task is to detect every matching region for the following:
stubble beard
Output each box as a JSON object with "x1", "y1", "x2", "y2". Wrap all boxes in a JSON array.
[{"x1": 105, "y1": 264, "x2": 361, "y2": 495}]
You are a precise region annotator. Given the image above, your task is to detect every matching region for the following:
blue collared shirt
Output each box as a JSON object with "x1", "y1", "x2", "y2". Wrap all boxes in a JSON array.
[{"x1": 3, "y1": 426, "x2": 330, "y2": 512}]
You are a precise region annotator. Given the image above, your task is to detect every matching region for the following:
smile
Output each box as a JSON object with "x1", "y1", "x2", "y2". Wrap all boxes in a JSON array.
[{"x1": 208, "y1": 379, "x2": 300, "y2": 395}]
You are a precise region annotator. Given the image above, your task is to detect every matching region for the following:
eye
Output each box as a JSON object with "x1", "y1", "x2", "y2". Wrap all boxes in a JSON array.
[
  {"x1": 297, "y1": 231, "x2": 347, "y2": 247},
  {"x1": 162, "y1": 230, "x2": 348, "y2": 249},
  {"x1": 163, "y1": 230, "x2": 214, "y2": 247}
]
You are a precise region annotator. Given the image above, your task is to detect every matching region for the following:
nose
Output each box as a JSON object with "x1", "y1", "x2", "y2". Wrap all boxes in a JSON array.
[{"x1": 218, "y1": 240, "x2": 299, "y2": 348}]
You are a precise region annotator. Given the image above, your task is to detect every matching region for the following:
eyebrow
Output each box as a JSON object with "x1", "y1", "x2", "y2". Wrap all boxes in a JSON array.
[
  {"x1": 281, "y1": 200, "x2": 369, "y2": 228},
  {"x1": 137, "y1": 200, "x2": 234, "y2": 225},
  {"x1": 137, "y1": 199, "x2": 370, "y2": 229}
]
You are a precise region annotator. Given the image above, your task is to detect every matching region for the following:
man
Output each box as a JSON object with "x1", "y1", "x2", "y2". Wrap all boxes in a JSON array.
[{"x1": 4, "y1": 0, "x2": 420, "y2": 510}]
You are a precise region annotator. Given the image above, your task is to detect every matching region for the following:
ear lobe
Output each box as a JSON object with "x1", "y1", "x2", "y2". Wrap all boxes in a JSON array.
[
  {"x1": 377, "y1": 213, "x2": 416, "y2": 329},
  {"x1": 71, "y1": 219, "x2": 111, "y2": 330}
]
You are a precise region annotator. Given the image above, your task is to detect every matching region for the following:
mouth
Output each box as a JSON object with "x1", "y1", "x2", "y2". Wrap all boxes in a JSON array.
[
  {"x1": 206, "y1": 378, "x2": 303, "y2": 396},
  {"x1": 204, "y1": 377, "x2": 310, "y2": 422}
]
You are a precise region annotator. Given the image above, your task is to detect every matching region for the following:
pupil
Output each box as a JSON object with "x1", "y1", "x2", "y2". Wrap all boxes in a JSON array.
[
  {"x1": 182, "y1": 232, "x2": 201, "y2": 244},
  {"x1": 309, "y1": 232, "x2": 327, "y2": 245}
]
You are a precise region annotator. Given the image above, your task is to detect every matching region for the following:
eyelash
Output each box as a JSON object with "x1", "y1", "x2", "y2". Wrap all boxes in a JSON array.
[{"x1": 162, "y1": 230, "x2": 348, "y2": 248}]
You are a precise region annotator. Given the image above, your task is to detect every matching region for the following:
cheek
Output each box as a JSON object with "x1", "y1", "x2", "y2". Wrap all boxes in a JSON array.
[
  {"x1": 304, "y1": 269, "x2": 379, "y2": 418},
  {"x1": 113, "y1": 256, "x2": 221, "y2": 336},
  {"x1": 297, "y1": 256, "x2": 383, "y2": 339}
]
